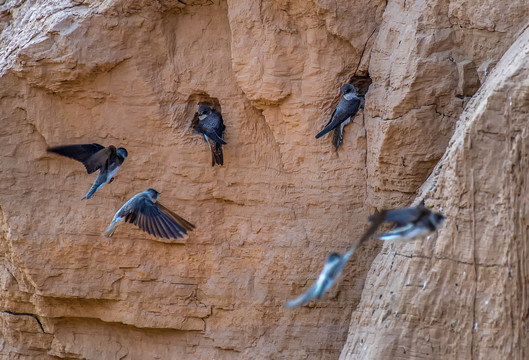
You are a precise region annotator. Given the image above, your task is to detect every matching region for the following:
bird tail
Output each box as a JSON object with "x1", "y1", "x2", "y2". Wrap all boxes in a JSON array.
[
  {"x1": 212, "y1": 142, "x2": 223, "y2": 166},
  {"x1": 103, "y1": 218, "x2": 121, "y2": 237},
  {"x1": 285, "y1": 289, "x2": 315, "y2": 308},
  {"x1": 82, "y1": 176, "x2": 106, "y2": 200},
  {"x1": 332, "y1": 127, "x2": 343, "y2": 149},
  {"x1": 208, "y1": 141, "x2": 223, "y2": 166},
  {"x1": 332, "y1": 117, "x2": 352, "y2": 149}
]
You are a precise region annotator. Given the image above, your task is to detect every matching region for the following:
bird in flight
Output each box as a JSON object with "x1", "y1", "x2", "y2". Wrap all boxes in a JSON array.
[
  {"x1": 47, "y1": 143, "x2": 128, "y2": 199},
  {"x1": 372, "y1": 204, "x2": 445, "y2": 241},
  {"x1": 286, "y1": 211, "x2": 387, "y2": 308},
  {"x1": 103, "y1": 188, "x2": 195, "y2": 239}
]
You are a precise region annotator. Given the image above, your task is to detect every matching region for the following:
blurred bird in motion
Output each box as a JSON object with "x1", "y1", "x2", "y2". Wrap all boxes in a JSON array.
[
  {"x1": 103, "y1": 188, "x2": 195, "y2": 239},
  {"x1": 286, "y1": 211, "x2": 386, "y2": 308},
  {"x1": 372, "y1": 203, "x2": 446, "y2": 241},
  {"x1": 286, "y1": 203, "x2": 446, "y2": 308},
  {"x1": 47, "y1": 143, "x2": 128, "y2": 199}
]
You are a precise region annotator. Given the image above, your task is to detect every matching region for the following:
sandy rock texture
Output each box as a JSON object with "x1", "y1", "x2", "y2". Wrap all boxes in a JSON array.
[
  {"x1": 341, "y1": 2, "x2": 529, "y2": 359},
  {"x1": 0, "y1": 0, "x2": 528, "y2": 359}
]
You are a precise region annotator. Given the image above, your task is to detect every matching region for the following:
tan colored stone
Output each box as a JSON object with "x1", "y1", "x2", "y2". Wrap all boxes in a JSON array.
[{"x1": 1, "y1": 0, "x2": 529, "y2": 358}]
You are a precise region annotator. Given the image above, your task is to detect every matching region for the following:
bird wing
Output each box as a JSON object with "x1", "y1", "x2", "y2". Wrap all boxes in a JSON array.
[
  {"x1": 200, "y1": 113, "x2": 227, "y2": 145},
  {"x1": 156, "y1": 202, "x2": 196, "y2": 232},
  {"x1": 382, "y1": 207, "x2": 427, "y2": 226},
  {"x1": 47, "y1": 143, "x2": 106, "y2": 174},
  {"x1": 83, "y1": 146, "x2": 116, "y2": 173},
  {"x1": 316, "y1": 97, "x2": 361, "y2": 139},
  {"x1": 286, "y1": 255, "x2": 343, "y2": 308},
  {"x1": 345, "y1": 210, "x2": 387, "y2": 258},
  {"x1": 285, "y1": 282, "x2": 320, "y2": 308},
  {"x1": 123, "y1": 197, "x2": 193, "y2": 239}
]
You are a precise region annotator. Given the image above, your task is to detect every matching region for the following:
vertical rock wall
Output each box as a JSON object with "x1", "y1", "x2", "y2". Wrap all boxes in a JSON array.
[{"x1": 1, "y1": 0, "x2": 528, "y2": 359}]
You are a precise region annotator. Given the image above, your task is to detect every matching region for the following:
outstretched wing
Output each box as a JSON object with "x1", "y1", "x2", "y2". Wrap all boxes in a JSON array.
[
  {"x1": 345, "y1": 210, "x2": 387, "y2": 254},
  {"x1": 47, "y1": 143, "x2": 108, "y2": 174},
  {"x1": 285, "y1": 283, "x2": 320, "y2": 308},
  {"x1": 157, "y1": 202, "x2": 196, "y2": 232},
  {"x1": 286, "y1": 255, "x2": 344, "y2": 308},
  {"x1": 382, "y1": 207, "x2": 427, "y2": 226},
  {"x1": 123, "y1": 198, "x2": 194, "y2": 239}
]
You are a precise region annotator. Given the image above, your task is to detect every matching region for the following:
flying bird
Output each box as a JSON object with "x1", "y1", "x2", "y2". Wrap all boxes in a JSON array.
[
  {"x1": 47, "y1": 143, "x2": 128, "y2": 199},
  {"x1": 103, "y1": 188, "x2": 195, "y2": 239},
  {"x1": 316, "y1": 84, "x2": 361, "y2": 149},
  {"x1": 372, "y1": 204, "x2": 446, "y2": 241},
  {"x1": 286, "y1": 211, "x2": 386, "y2": 308},
  {"x1": 197, "y1": 105, "x2": 226, "y2": 166}
]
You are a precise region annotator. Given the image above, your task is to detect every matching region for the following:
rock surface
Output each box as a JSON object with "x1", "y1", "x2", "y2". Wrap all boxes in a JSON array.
[{"x1": 0, "y1": 0, "x2": 528, "y2": 359}]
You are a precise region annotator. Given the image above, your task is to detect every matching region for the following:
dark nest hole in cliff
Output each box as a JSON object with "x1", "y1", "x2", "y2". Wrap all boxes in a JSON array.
[
  {"x1": 187, "y1": 92, "x2": 222, "y2": 133},
  {"x1": 349, "y1": 74, "x2": 372, "y2": 103}
]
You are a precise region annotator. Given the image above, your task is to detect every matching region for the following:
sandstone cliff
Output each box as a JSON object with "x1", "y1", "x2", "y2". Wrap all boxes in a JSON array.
[{"x1": 0, "y1": 0, "x2": 528, "y2": 359}]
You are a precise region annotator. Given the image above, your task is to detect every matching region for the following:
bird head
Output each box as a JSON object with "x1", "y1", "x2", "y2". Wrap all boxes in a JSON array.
[
  {"x1": 198, "y1": 105, "x2": 213, "y2": 120},
  {"x1": 117, "y1": 147, "x2": 128, "y2": 159},
  {"x1": 145, "y1": 188, "x2": 160, "y2": 201},
  {"x1": 341, "y1": 84, "x2": 357, "y2": 100}
]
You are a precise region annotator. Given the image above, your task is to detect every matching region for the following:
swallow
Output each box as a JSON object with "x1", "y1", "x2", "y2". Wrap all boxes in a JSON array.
[
  {"x1": 197, "y1": 105, "x2": 226, "y2": 166},
  {"x1": 103, "y1": 188, "x2": 195, "y2": 239},
  {"x1": 286, "y1": 211, "x2": 387, "y2": 308},
  {"x1": 47, "y1": 143, "x2": 128, "y2": 199},
  {"x1": 316, "y1": 84, "x2": 361, "y2": 148},
  {"x1": 371, "y1": 204, "x2": 446, "y2": 241}
]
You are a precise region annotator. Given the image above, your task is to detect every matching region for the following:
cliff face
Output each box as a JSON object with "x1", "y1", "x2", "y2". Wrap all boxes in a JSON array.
[{"x1": 0, "y1": 0, "x2": 528, "y2": 359}]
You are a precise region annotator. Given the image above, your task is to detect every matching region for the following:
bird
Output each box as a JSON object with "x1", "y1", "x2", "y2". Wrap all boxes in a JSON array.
[
  {"x1": 286, "y1": 211, "x2": 387, "y2": 308},
  {"x1": 103, "y1": 188, "x2": 195, "y2": 239},
  {"x1": 47, "y1": 143, "x2": 128, "y2": 199},
  {"x1": 316, "y1": 84, "x2": 361, "y2": 148},
  {"x1": 370, "y1": 203, "x2": 446, "y2": 241},
  {"x1": 197, "y1": 105, "x2": 226, "y2": 166}
]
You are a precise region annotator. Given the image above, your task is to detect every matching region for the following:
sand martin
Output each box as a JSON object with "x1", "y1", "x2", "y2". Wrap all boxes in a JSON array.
[
  {"x1": 316, "y1": 84, "x2": 361, "y2": 148},
  {"x1": 47, "y1": 143, "x2": 128, "y2": 199},
  {"x1": 371, "y1": 204, "x2": 446, "y2": 241},
  {"x1": 103, "y1": 188, "x2": 195, "y2": 239},
  {"x1": 197, "y1": 105, "x2": 226, "y2": 166},
  {"x1": 286, "y1": 212, "x2": 387, "y2": 308}
]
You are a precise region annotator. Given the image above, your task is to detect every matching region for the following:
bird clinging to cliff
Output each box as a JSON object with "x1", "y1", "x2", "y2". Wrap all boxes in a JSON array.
[
  {"x1": 372, "y1": 203, "x2": 446, "y2": 241},
  {"x1": 103, "y1": 188, "x2": 195, "y2": 239},
  {"x1": 286, "y1": 211, "x2": 387, "y2": 308},
  {"x1": 47, "y1": 143, "x2": 128, "y2": 200},
  {"x1": 196, "y1": 105, "x2": 226, "y2": 166},
  {"x1": 316, "y1": 83, "x2": 361, "y2": 149}
]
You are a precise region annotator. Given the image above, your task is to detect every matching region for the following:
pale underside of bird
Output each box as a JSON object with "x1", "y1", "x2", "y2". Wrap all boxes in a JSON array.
[
  {"x1": 47, "y1": 143, "x2": 128, "y2": 199},
  {"x1": 103, "y1": 188, "x2": 195, "y2": 239}
]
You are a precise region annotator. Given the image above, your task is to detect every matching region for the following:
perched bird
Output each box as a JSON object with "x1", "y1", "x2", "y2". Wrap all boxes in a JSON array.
[
  {"x1": 47, "y1": 143, "x2": 128, "y2": 199},
  {"x1": 197, "y1": 105, "x2": 226, "y2": 166},
  {"x1": 316, "y1": 84, "x2": 361, "y2": 148},
  {"x1": 286, "y1": 211, "x2": 387, "y2": 308},
  {"x1": 103, "y1": 188, "x2": 195, "y2": 239},
  {"x1": 371, "y1": 203, "x2": 446, "y2": 241}
]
